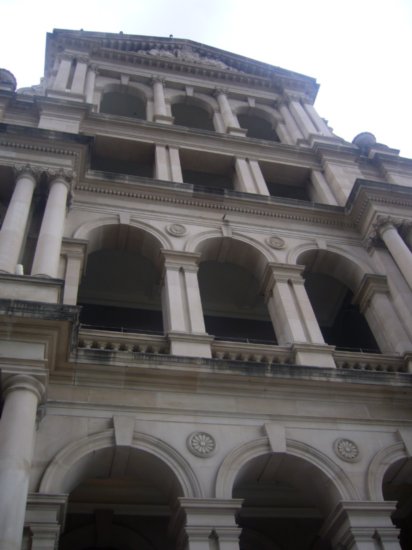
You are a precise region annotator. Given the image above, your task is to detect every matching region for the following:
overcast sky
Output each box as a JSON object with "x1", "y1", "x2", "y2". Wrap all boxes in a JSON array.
[{"x1": 2, "y1": 0, "x2": 412, "y2": 157}]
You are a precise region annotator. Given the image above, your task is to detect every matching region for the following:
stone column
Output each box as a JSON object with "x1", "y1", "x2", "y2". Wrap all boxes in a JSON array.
[
  {"x1": 214, "y1": 89, "x2": 244, "y2": 136},
  {"x1": 287, "y1": 97, "x2": 318, "y2": 139},
  {"x1": 31, "y1": 172, "x2": 71, "y2": 278},
  {"x1": 0, "y1": 374, "x2": 46, "y2": 550},
  {"x1": 353, "y1": 274, "x2": 412, "y2": 355},
  {"x1": 85, "y1": 64, "x2": 97, "y2": 105},
  {"x1": 71, "y1": 57, "x2": 88, "y2": 95},
  {"x1": 161, "y1": 250, "x2": 213, "y2": 358},
  {"x1": 53, "y1": 55, "x2": 72, "y2": 91},
  {"x1": 155, "y1": 145, "x2": 183, "y2": 182},
  {"x1": 263, "y1": 263, "x2": 336, "y2": 368},
  {"x1": 152, "y1": 77, "x2": 173, "y2": 124},
  {"x1": 234, "y1": 158, "x2": 269, "y2": 195},
  {"x1": 320, "y1": 501, "x2": 401, "y2": 550},
  {"x1": 310, "y1": 170, "x2": 339, "y2": 205},
  {"x1": 172, "y1": 498, "x2": 243, "y2": 550},
  {"x1": 303, "y1": 103, "x2": 334, "y2": 136},
  {"x1": 0, "y1": 166, "x2": 38, "y2": 273},
  {"x1": 378, "y1": 220, "x2": 412, "y2": 290},
  {"x1": 278, "y1": 102, "x2": 304, "y2": 143}
]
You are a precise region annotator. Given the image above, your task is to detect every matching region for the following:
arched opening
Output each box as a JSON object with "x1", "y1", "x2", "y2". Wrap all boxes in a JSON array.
[
  {"x1": 100, "y1": 90, "x2": 146, "y2": 120},
  {"x1": 383, "y1": 457, "x2": 412, "y2": 549},
  {"x1": 234, "y1": 452, "x2": 339, "y2": 550},
  {"x1": 78, "y1": 225, "x2": 163, "y2": 333},
  {"x1": 298, "y1": 250, "x2": 380, "y2": 353},
  {"x1": 58, "y1": 447, "x2": 182, "y2": 550},
  {"x1": 238, "y1": 112, "x2": 280, "y2": 142},
  {"x1": 196, "y1": 238, "x2": 276, "y2": 343},
  {"x1": 171, "y1": 101, "x2": 214, "y2": 131}
]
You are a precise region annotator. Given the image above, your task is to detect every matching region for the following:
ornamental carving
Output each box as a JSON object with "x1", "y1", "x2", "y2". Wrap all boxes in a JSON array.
[
  {"x1": 266, "y1": 235, "x2": 286, "y2": 249},
  {"x1": 187, "y1": 432, "x2": 216, "y2": 457},
  {"x1": 166, "y1": 223, "x2": 187, "y2": 237},
  {"x1": 137, "y1": 46, "x2": 239, "y2": 72},
  {"x1": 334, "y1": 438, "x2": 360, "y2": 462}
]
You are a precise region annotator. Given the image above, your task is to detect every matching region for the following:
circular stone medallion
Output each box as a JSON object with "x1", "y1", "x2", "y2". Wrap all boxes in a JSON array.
[
  {"x1": 166, "y1": 223, "x2": 187, "y2": 237},
  {"x1": 334, "y1": 438, "x2": 360, "y2": 462},
  {"x1": 187, "y1": 432, "x2": 216, "y2": 458},
  {"x1": 266, "y1": 235, "x2": 286, "y2": 249}
]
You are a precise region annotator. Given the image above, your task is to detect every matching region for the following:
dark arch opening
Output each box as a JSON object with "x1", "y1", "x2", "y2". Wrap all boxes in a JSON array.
[
  {"x1": 383, "y1": 457, "x2": 412, "y2": 549},
  {"x1": 238, "y1": 112, "x2": 279, "y2": 142},
  {"x1": 78, "y1": 225, "x2": 163, "y2": 334},
  {"x1": 100, "y1": 91, "x2": 146, "y2": 120},
  {"x1": 171, "y1": 102, "x2": 214, "y2": 131}
]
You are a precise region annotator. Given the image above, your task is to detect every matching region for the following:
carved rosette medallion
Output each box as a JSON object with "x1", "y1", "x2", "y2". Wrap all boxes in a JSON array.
[
  {"x1": 187, "y1": 432, "x2": 216, "y2": 458},
  {"x1": 266, "y1": 235, "x2": 286, "y2": 249},
  {"x1": 166, "y1": 223, "x2": 187, "y2": 237},
  {"x1": 334, "y1": 438, "x2": 360, "y2": 462}
]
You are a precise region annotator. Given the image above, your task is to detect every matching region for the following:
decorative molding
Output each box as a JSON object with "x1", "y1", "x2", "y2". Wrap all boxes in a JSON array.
[
  {"x1": 166, "y1": 223, "x2": 187, "y2": 237},
  {"x1": 334, "y1": 438, "x2": 360, "y2": 462},
  {"x1": 266, "y1": 235, "x2": 286, "y2": 249},
  {"x1": 187, "y1": 432, "x2": 216, "y2": 458}
]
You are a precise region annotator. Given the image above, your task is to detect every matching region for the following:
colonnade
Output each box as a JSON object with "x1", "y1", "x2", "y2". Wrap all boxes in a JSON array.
[{"x1": 0, "y1": 166, "x2": 71, "y2": 278}]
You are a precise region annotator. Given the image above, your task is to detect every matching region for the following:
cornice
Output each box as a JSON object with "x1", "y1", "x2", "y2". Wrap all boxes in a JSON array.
[{"x1": 76, "y1": 173, "x2": 351, "y2": 229}]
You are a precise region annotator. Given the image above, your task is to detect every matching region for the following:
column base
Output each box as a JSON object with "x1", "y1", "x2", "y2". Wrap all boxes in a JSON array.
[
  {"x1": 153, "y1": 114, "x2": 174, "y2": 124},
  {"x1": 292, "y1": 342, "x2": 336, "y2": 368},
  {"x1": 227, "y1": 126, "x2": 247, "y2": 137},
  {"x1": 167, "y1": 332, "x2": 214, "y2": 359}
]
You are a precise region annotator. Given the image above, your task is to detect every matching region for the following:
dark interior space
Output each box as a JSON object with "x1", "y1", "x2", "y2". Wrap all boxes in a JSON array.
[
  {"x1": 238, "y1": 113, "x2": 280, "y2": 142},
  {"x1": 90, "y1": 136, "x2": 154, "y2": 178},
  {"x1": 171, "y1": 102, "x2": 214, "y2": 131},
  {"x1": 100, "y1": 91, "x2": 146, "y2": 120}
]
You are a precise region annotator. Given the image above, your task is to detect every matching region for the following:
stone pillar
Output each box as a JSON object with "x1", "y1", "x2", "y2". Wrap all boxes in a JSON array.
[
  {"x1": 71, "y1": 57, "x2": 88, "y2": 95},
  {"x1": 61, "y1": 239, "x2": 88, "y2": 305},
  {"x1": 53, "y1": 55, "x2": 72, "y2": 91},
  {"x1": 278, "y1": 102, "x2": 304, "y2": 143},
  {"x1": 320, "y1": 501, "x2": 401, "y2": 550},
  {"x1": 155, "y1": 145, "x2": 183, "y2": 182},
  {"x1": 161, "y1": 250, "x2": 213, "y2": 358},
  {"x1": 172, "y1": 498, "x2": 243, "y2": 550},
  {"x1": 262, "y1": 263, "x2": 335, "y2": 368},
  {"x1": 85, "y1": 64, "x2": 97, "y2": 105},
  {"x1": 234, "y1": 158, "x2": 269, "y2": 195},
  {"x1": 152, "y1": 77, "x2": 173, "y2": 124},
  {"x1": 353, "y1": 274, "x2": 412, "y2": 355},
  {"x1": 31, "y1": 172, "x2": 71, "y2": 278},
  {"x1": 378, "y1": 220, "x2": 412, "y2": 290},
  {"x1": 287, "y1": 97, "x2": 318, "y2": 139},
  {"x1": 0, "y1": 374, "x2": 46, "y2": 550},
  {"x1": 0, "y1": 166, "x2": 38, "y2": 273},
  {"x1": 214, "y1": 89, "x2": 244, "y2": 136},
  {"x1": 310, "y1": 170, "x2": 339, "y2": 205},
  {"x1": 304, "y1": 103, "x2": 334, "y2": 136}
]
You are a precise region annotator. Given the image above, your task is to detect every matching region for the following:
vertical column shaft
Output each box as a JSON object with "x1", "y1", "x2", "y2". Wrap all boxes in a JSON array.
[
  {"x1": 215, "y1": 90, "x2": 239, "y2": 131},
  {"x1": 288, "y1": 99, "x2": 318, "y2": 138},
  {"x1": 155, "y1": 145, "x2": 183, "y2": 182},
  {"x1": 234, "y1": 158, "x2": 269, "y2": 195},
  {"x1": 85, "y1": 65, "x2": 97, "y2": 104},
  {"x1": 278, "y1": 103, "x2": 303, "y2": 142},
  {"x1": 31, "y1": 176, "x2": 70, "y2": 278},
  {"x1": 0, "y1": 168, "x2": 37, "y2": 273},
  {"x1": 53, "y1": 56, "x2": 72, "y2": 91},
  {"x1": 304, "y1": 103, "x2": 333, "y2": 136},
  {"x1": 152, "y1": 78, "x2": 173, "y2": 123},
  {"x1": 0, "y1": 375, "x2": 45, "y2": 550},
  {"x1": 71, "y1": 58, "x2": 88, "y2": 94},
  {"x1": 379, "y1": 221, "x2": 412, "y2": 289}
]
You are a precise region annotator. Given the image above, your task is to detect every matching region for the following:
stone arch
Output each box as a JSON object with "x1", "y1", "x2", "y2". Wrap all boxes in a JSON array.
[
  {"x1": 99, "y1": 82, "x2": 148, "y2": 119},
  {"x1": 39, "y1": 429, "x2": 203, "y2": 498},
  {"x1": 367, "y1": 441, "x2": 409, "y2": 501},
  {"x1": 215, "y1": 436, "x2": 358, "y2": 502},
  {"x1": 169, "y1": 92, "x2": 216, "y2": 131},
  {"x1": 234, "y1": 104, "x2": 281, "y2": 141}
]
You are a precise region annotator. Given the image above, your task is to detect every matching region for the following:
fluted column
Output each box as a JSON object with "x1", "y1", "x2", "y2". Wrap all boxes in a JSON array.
[
  {"x1": 161, "y1": 250, "x2": 212, "y2": 358},
  {"x1": 152, "y1": 77, "x2": 173, "y2": 124},
  {"x1": 378, "y1": 220, "x2": 412, "y2": 289},
  {"x1": 31, "y1": 172, "x2": 71, "y2": 278},
  {"x1": 0, "y1": 166, "x2": 38, "y2": 273},
  {"x1": 263, "y1": 263, "x2": 335, "y2": 367},
  {"x1": 0, "y1": 375, "x2": 46, "y2": 550}
]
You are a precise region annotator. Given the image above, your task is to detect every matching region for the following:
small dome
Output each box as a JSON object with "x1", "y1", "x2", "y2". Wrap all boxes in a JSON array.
[
  {"x1": 352, "y1": 132, "x2": 376, "y2": 152},
  {"x1": 0, "y1": 69, "x2": 17, "y2": 92}
]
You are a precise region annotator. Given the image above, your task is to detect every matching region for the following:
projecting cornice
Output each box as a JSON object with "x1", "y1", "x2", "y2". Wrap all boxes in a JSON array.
[{"x1": 45, "y1": 29, "x2": 319, "y2": 102}]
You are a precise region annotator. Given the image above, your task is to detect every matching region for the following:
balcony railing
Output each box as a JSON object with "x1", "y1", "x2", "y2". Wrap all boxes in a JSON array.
[
  {"x1": 334, "y1": 350, "x2": 407, "y2": 373},
  {"x1": 77, "y1": 327, "x2": 169, "y2": 355}
]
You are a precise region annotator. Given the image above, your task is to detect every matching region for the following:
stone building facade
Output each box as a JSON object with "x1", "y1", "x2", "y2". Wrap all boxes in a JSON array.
[{"x1": 0, "y1": 29, "x2": 412, "y2": 550}]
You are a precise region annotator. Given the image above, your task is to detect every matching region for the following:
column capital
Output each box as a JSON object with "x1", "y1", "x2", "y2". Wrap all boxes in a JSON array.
[
  {"x1": 151, "y1": 75, "x2": 166, "y2": 85},
  {"x1": 262, "y1": 262, "x2": 305, "y2": 295},
  {"x1": 213, "y1": 87, "x2": 230, "y2": 97},
  {"x1": 13, "y1": 163, "x2": 42, "y2": 182},
  {"x1": 2, "y1": 373, "x2": 47, "y2": 403},
  {"x1": 161, "y1": 249, "x2": 202, "y2": 271}
]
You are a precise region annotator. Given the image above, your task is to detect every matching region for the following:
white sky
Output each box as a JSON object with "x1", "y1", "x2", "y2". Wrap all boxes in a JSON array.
[{"x1": 2, "y1": 0, "x2": 412, "y2": 157}]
